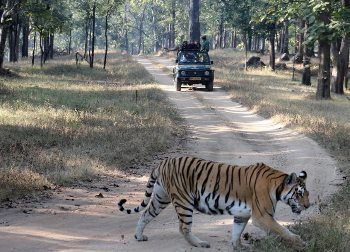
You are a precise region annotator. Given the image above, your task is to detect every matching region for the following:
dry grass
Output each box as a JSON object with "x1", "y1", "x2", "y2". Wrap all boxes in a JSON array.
[
  {"x1": 0, "y1": 52, "x2": 184, "y2": 200},
  {"x1": 210, "y1": 49, "x2": 350, "y2": 251}
]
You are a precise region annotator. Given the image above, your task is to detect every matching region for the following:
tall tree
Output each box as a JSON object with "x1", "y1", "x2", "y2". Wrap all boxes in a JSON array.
[
  {"x1": 90, "y1": 1, "x2": 96, "y2": 68},
  {"x1": 26, "y1": 0, "x2": 69, "y2": 66},
  {"x1": 21, "y1": 15, "x2": 29, "y2": 57},
  {"x1": 99, "y1": 0, "x2": 123, "y2": 69},
  {"x1": 0, "y1": 0, "x2": 21, "y2": 71},
  {"x1": 8, "y1": 12, "x2": 20, "y2": 62},
  {"x1": 331, "y1": 0, "x2": 350, "y2": 94},
  {"x1": 280, "y1": 20, "x2": 289, "y2": 55},
  {"x1": 220, "y1": 0, "x2": 253, "y2": 69},
  {"x1": 311, "y1": 0, "x2": 332, "y2": 99},
  {"x1": 189, "y1": 0, "x2": 200, "y2": 41}
]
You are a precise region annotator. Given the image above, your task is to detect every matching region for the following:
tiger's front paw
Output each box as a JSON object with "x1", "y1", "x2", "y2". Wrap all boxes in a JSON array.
[
  {"x1": 197, "y1": 240, "x2": 210, "y2": 248},
  {"x1": 135, "y1": 234, "x2": 148, "y2": 241},
  {"x1": 291, "y1": 234, "x2": 306, "y2": 248},
  {"x1": 231, "y1": 239, "x2": 241, "y2": 248},
  {"x1": 231, "y1": 239, "x2": 251, "y2": 250}
]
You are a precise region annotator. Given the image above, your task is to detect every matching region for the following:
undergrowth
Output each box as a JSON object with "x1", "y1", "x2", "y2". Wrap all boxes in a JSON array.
[
  {"x1": 210, "y1": 48, "x2": 350, "y2": 251},
  {"x1": 0, "y1": 52, "x2": 184, "y2": 200}
]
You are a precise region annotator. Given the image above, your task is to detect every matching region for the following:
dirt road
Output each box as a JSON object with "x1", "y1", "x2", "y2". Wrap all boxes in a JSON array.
[{"x1": 0, "y1": 56, "x2": 341, "y2": 252}]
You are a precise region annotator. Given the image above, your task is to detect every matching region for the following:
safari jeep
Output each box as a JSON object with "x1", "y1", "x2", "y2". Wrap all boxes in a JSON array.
[{"x1": 173, "y1": 49, "x2": 214, "y2": 91}]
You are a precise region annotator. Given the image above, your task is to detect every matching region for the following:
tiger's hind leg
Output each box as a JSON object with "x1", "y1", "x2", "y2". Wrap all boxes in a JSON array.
[
  {"x1": 135, "y1": 183, "x2": 170, "y2": 242},
  {"x1": 231, "y1": 216, "x2": 250, "y2": 248},
  {"x1": 175, "y1": 202, "x2": 210, "y2": 248}
]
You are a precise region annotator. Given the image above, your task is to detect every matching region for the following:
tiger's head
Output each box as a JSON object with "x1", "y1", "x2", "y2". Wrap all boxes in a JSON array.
[{"x1": 280, "y1": 171, "x2": 310, "y2": 214}]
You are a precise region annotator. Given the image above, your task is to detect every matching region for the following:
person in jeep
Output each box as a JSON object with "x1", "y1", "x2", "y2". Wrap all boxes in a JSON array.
[{"x1": 201, "y1": 35, "x2": 210, "y2": 53}]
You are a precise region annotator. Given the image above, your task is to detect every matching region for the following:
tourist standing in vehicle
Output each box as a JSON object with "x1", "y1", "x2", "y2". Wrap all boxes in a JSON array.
[{"x1": 201, "y1": 35, "x2": 210, "y2": 53}]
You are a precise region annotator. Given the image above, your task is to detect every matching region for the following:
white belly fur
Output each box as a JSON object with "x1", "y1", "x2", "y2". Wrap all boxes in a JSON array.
[{"x1": 196, "y1": 194, "x2": 251, "y2": 217}]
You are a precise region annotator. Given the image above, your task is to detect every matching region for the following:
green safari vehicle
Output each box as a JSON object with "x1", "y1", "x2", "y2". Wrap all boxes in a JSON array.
[{"x1": 173, "y1": 48, "x2": 214, "y2": 91}]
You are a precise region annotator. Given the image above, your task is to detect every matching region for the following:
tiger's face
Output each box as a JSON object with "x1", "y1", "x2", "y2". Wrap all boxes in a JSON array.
[{"x1": 281, "y1": 171, "x2": 310, "y2": 214}]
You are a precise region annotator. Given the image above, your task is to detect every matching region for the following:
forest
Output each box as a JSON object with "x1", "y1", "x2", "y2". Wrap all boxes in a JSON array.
[{"x1": 0, "y1": 0, "x2": 349, "y2": 99}]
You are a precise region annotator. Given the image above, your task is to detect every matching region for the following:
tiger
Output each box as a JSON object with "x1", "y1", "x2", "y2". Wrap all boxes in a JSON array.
[{"x1": 117, "y1": 156, "x2": 310, "y2": 248}]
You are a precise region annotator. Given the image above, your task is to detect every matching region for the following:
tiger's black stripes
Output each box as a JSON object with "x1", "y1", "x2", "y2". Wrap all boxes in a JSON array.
[
  {"x1": 117, "y1": 156, "x2": 310, "y2": 248},
  {"x1": 200, "y1": 163, "x2": 213, "y2": 195},
  {"x1": 225, "y1": 164, "x2": 230, "y2": 188},
  {"x1": 238, "y1": 167, "x2": 242, "y2": 186},
  {"x1": 212, "y1": 165, "x2": 222, "y2": 199}
]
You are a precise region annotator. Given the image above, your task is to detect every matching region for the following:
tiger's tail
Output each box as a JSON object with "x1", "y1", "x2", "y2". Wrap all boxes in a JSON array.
[{"x1": 117, "y1": 166, "x2": 159, "y2": 214}]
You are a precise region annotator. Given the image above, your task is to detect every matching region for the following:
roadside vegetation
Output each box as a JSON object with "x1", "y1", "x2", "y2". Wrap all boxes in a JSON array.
[
  {"x1": 0, "y1": 52, "x2": 184, "y2": 200},
  {"x1": 210, "y1": 49, "x2": 350, "y2": 251},
  {"x1": 1, "y1": 48, "x2": 349, "y2": 250}
]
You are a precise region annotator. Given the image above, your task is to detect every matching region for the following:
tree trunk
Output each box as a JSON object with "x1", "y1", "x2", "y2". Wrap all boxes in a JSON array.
[
  {"x1": 302, "y1": 21, "x2": 315, "y2": 59},
  {"x1": 247, "y1": 32, "x2": 252, "y2": 51},
  {"x1": 0, "y1": 26, "x2": 9, "y2": 70},
  {"x1": 68, "y1": 29, "x2": 72, "y2": 54},
  {"x1": 223, "y1": 28, "x2": 229, "y2": 48},
  {"x1": 300, "y1": 19, "x2": 311, "y2": 86},
  {"x1": 124, "y1": 4, "x2": 129, "y2": 54},
  {"x1": 8, "y1": 15, "x2": 20, "y2": 62},
  {"x1": 49, "y1": 33, "x2": 54, "y2": 59},
  {"x1": 218, "y1": 13, "x2": 224, "y2": 48},
  {"x1": 331, "y1": 0, "x2": 350, "y2": 94},
  {"x1": 88, "y1": 17, "x2": 92, "y2": 61},
  {"x1": 301, "y1": 57, "x2": 311, "y2": 85},
  {"x1": 269, "y1": 24, "x2": 276, "y2": 71},
  {"x1": 137, "y1": 6, "x2": 146, "y2": 54},
  {"x1": 32, "y1": 32, "x2": 36, "y2": 66},
  {"x1": 189, "y1": 0, "x2": 200, "y2": 42},
  {"x1": 90, "y1": 3, "x2": 96, "y2": 68},
  {"x1": 39, "y1": 33, "x2": 44, "y2": 68},
  {"x1": 297, "y1": 19, "x2": 305, "y2": 59},
  {"x1": 170, "y1": 0, "x2": 176, "y2": 48},
  {"x1": 316, "y1": 2, "x2": 331, "y2": 99},
  {"x1": 331, "y1": 36, "x2": 349, "y2": 94},
  {"x1": 84, "y1": 14, "x2": 89, "y2": 58},
  {"x1": 43, "y1": 35, "x2": 49, "y2": 63},
  {"x1": 261, "y1": 35, "x2": 266, "y2": 53},
  {"x1": 22, "y1": 18, "x2": 29, "y2": 57},
  {"x1": 281, "y1": 20, "x2": 289, "y2": 55},
  {"x1": 231, "y1": 28, "x2": 237, "y2": 48},
  {"x1": 104, "y1": 12, "x2": 109, "y2": 69},
  {"x1": 151, "y1": 5, "x2": 157, "y2": 53},
  {"x1": 276, "y1": 30, "x2": 281, "y2": 53},
  {"x1": 316, "y1": 40, "x2": 331, "y2": 99},
  {"x1": 8, "y1": 25, "x2": 15, "y2": 61},
  {"x1": 243, "y1": 32, "x2": 248, "y2": 71}
]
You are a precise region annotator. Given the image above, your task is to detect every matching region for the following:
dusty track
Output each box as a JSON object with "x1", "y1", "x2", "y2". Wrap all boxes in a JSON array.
[{"x1": 0, "y1": 56, "x2": 340, "y2": 252}]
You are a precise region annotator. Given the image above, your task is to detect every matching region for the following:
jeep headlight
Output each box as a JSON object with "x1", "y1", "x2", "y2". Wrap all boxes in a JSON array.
[
  {"x1": 180, "y1": 71, "x2": 186, "y2": 76},
  {"x1": 204, "y1": 71, "x2": 210, "y2": 76}
]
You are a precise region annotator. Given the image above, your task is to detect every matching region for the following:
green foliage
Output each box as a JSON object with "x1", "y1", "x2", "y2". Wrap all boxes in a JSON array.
[{"x1": 25, "y1": 0, "x2": 71, "y2": 35}]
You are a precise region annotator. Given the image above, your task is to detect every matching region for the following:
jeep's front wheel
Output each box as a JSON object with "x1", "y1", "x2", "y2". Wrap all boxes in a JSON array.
[
  {"x1": 175, "y1": 80, "x2": 182, "y2": 91},
  {"x1": 206, "y1": 81, "x2": 213, "y2": 91}
]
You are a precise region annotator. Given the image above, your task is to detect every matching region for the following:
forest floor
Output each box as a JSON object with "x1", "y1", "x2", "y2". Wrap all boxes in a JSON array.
[{"x1": 0, "y1": 55, "x2": 342, "y2": 251}]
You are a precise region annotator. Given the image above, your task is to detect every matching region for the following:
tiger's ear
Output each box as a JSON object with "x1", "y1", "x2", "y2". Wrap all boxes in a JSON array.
[
  {"x1": 299, "y1": 171, "x2": 307, "y2": 181},
  {"x1": 285, "y1": 173, "x2": 298, "y2": 185}
]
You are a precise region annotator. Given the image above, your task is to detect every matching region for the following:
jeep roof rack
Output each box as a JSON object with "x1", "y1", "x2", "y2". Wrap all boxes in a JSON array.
[{"x1": 180, "y1": 41, "x2": 201, "y2": 51}]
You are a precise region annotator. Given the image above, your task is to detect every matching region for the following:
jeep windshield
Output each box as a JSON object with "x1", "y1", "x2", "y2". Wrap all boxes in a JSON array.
[{"x1": 177, "y1": 51, "x2": 210, "y2": 65}]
